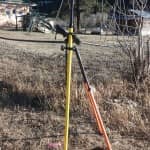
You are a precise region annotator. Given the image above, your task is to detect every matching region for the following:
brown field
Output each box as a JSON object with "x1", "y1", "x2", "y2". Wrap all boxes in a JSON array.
[{"x1": 0, "y1": 30, "x2": 149, "y2": 150}]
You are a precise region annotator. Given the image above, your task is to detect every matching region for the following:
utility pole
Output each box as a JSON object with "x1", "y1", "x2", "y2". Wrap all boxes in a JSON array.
[{"x1": 76, "y1": 0, "x2": 80, "y2": 32}]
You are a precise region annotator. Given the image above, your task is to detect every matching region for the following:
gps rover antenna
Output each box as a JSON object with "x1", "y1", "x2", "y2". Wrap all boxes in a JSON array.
[{"x1": 64, "y1": 0, "x2": 74, "y2": 150}]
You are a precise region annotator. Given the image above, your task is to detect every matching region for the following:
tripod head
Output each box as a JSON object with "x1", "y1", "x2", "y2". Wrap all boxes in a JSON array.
[{"x1": 55, "y1": 24, "x2": 81, "y2": 45}]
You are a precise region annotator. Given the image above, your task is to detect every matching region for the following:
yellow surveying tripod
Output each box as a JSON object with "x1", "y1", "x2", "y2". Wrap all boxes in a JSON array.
[{"x1": 56, "y1": 0, "x2": 112, "y2": 149}]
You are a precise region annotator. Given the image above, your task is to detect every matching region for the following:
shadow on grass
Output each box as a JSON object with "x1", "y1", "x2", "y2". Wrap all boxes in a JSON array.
[{"x1": 0, "y1": 81, "x2": 49, "y2": 110}]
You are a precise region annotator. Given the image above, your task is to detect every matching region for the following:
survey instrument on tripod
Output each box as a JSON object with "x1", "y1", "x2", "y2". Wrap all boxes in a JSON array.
[{"x1": 63, "y1": 0, "x2": 112, "y2": 149}]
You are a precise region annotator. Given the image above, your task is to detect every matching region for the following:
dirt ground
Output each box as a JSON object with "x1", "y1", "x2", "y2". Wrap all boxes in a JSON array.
[{"x1": 0, "y1": 30, "x2": 149, "y2": 150}]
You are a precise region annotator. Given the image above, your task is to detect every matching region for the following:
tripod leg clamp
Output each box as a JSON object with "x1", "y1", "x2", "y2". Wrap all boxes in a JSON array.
[{"x1": 61, "y1": 45, "x2": 76, "y2": 51}]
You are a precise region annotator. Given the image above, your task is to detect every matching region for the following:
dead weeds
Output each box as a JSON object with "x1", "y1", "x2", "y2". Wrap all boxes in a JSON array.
[{"x1": 0, "y1": 37, "x2": 149, "y2": 149}]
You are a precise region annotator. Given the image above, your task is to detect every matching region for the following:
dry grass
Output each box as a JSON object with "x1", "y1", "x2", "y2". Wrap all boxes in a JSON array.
[
  {"x1": 0, "y1": 53, "x2": 149, "y2": 149},
  {"x1": 0, "y1": 33, "x2": 149, "y2": 149}
]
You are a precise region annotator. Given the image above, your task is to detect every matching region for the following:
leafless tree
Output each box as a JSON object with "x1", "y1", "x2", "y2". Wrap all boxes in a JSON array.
[{"x1": 108, "y1": 0, "x2": 150, "y2": 82}]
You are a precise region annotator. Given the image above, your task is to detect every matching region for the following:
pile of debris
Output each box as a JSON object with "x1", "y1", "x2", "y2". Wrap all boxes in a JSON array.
[{"x1": 0, "y1": 2, "x2": 29, "y2": 29}]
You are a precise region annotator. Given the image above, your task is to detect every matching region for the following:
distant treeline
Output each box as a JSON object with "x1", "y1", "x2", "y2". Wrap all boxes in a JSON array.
[
  {"x1": 30, "y1": 0, "x2": 60, "y2": 15},
  {"x1": 1, "y1": 0, "x2": 149, "y2": 15}
]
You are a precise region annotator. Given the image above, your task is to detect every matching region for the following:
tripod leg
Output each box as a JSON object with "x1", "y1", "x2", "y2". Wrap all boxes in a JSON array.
[
  {"x1": 74, "y1": 47, "x2": 103, "y2": 133},
  {"x1": 64, "y1": 1, "x2": 75, "y2": 149},
  {"x1": 74, "y1": 48, "x2": 112, "y2": 150}
]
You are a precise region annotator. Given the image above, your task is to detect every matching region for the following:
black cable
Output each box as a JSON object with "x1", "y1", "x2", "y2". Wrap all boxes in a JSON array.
[{"x1": 0, "y1": 36, "x2": 64, "y2": 43}]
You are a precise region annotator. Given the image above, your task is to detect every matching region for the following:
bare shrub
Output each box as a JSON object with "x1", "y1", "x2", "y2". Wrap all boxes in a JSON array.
[
  {"x1": 108, "y1": 1, "x2": 150, "y2": 82},
  {"x1": 80, "y1": 12, "x2": 108, "y2": 28}
]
